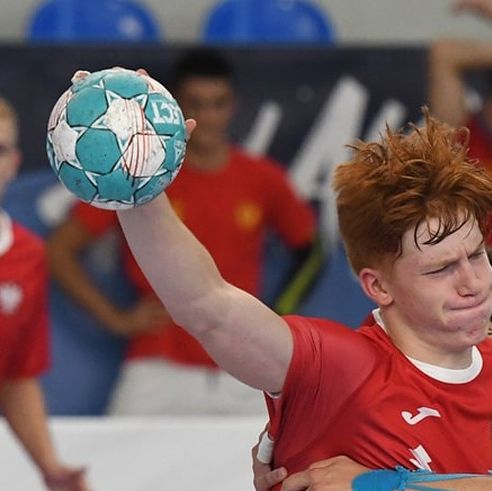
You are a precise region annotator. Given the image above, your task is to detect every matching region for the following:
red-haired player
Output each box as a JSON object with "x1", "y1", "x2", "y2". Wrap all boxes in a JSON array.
[{"x1": 116, "y1": 109, "x2": 492, "y2": 490}]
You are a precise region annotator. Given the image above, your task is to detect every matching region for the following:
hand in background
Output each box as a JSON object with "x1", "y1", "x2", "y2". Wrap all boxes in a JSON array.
[
  {"x1": 108, "y1": 298, "x2": 171, "y2": 336},
  {"x1": 280, "y1": 456, "x2": 369, "y2": 491},
  {"x1": 453, "y1": 0, "x2": 492, "y2": 19},
  {"x1": 44, "y1": 465, "x2": 91, "y2": 491}
]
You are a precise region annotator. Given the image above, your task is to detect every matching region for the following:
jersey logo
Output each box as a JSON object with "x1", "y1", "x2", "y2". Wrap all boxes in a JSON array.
[
  {"x1": 401, "y1": 407, "x2": 441, "y2": 425},
  {"x1": 0, "y1": 282, "x2": 23, "y2": 315},
  {"x1": 234, "y1": 202, "x2": 262, "y2": 231},
  {"x1": 409, "y1": 444, "x2": 433, "y2": 471}
]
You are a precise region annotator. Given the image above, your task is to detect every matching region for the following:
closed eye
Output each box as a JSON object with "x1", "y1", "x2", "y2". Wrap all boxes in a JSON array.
[
  {"x1": 424, "y1": 264, "x2": 450, "y2": 275},
  {"x1": 469, "y1": 250, "x2": 485, "y2": 260}
]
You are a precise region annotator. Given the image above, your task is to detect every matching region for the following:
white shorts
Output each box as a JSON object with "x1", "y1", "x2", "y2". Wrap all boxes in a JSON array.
[{"x1": 107, "y1": 358, "x2": 267, "y2": 416}]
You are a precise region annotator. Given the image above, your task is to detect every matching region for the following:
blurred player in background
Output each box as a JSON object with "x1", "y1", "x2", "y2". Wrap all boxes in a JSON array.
[
  {"x1": 48, "y1": 48, "x2": 321, "y2": 415},
  {"x1": 430, "y1": 0, "x2": 492, "y2": 273},
  {"x1": 429, "y1": 0, "x2": 492, "y2": 172},
  {"x1": 0, "y1": 97, "x2": 91, "y2": 490}
]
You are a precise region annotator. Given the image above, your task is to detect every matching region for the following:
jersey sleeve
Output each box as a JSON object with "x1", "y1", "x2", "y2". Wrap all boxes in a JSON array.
[
  {"x1": 265, "y1": 316, "x2": 377, "y2": 462},
  {"x1": 71, "y1": 200, "x2": 119, "y2": 237},
  {"x1": 5, "y1": 246, "x2": 50, "y2": 380},
  {"x1": 262, "y1": 160, "x2": 316, "y2": 248}
]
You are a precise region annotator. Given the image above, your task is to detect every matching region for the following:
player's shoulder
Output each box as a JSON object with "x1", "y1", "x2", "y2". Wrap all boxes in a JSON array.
[
  {"x1": 11, "y1": 220, "x2": 45, "y2": 255},
  {"x1": 7, "y1": 220, "x2": 47, "y2": 271},
  {"x1": 284, "y1": 315, "x2": 380, "y2": 367},
  {"x1": 283, "y1": 314, "x2": 361, "y2": 341}
]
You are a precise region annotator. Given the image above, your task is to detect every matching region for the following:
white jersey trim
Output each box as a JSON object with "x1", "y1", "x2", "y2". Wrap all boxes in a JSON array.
[
  {"x1": 0, "y1": 210, "x2": 13, "y2": 257},
  {"x1": 372, "y1": 308, "x2": 483, "y2": 384}
]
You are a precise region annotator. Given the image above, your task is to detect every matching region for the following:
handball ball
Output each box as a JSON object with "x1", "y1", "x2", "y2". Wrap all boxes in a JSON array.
[{"x1": 46, "y1": 67, "x2": 186, "y2": 210}]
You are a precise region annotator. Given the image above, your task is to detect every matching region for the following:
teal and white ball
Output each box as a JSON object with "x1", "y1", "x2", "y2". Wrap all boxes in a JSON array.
[{"x1": 47, "y1": 67, "x2": 186, "y2": 209}]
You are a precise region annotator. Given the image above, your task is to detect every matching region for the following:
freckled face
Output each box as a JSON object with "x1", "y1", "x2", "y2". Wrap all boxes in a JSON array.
[{"x1": 385, "y1": 217, "x2": 492, "y2": 352}]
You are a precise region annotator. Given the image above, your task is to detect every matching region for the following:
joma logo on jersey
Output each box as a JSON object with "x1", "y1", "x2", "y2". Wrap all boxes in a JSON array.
[
  {"x1": 401, "y1": 407, "x2": 441, "y2": 426},
  {"x1": 0, "y1": 282, "x2": 23, "y2": 315}
]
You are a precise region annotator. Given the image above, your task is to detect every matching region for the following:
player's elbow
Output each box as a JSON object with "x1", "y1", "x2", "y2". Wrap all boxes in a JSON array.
[{"x1": 170, "y1": 284, "x2": 233, "y2": 338}]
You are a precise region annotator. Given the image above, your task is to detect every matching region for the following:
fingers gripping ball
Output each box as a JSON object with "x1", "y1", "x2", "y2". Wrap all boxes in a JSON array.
[{"x1": 46, "y1": 68, "x2": 186, "y2": 209}]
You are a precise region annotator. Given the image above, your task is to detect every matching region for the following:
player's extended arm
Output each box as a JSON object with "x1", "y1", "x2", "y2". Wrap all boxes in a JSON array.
[
  {"x1": 0, "y1": 379, "x2": 90, "y2": 491},
  {"x1": 117, "y1": 190, "x2": 293, "y2": 393},
  {"x1": 428, "y1": 38, "x2": 492, "y2": 128},
  {"x1": 429, "y1": 1, "x2": 492, "y2": 127},
  {"x1": 47, "y1": 217, "x2": 169, "y2": 336},
  {"x1": 273, "y1": 235, "x2": 325, "y2": 315}
]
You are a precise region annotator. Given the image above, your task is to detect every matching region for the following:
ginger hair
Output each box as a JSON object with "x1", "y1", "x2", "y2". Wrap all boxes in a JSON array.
[{"x1": 333, "y1": 109, "x2": 492, "y2": 274}]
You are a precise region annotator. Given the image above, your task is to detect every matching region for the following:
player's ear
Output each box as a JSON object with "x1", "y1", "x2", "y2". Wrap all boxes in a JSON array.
[{"x1": 359, "y1": 267, "x2": 393, "y2": 306}]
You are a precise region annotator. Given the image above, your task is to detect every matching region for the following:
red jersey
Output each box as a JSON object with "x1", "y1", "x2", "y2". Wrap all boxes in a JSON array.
[
  {"x1": 72, "y1": 146, "x2": 316, "y2": 366},
  {"x1": 267, "y1": 315, "x2": 492, "y2": 486},
  {"x1": 467, "y1": 115, "x2": 492, "y2": 175},
  {"x1": 0, "y1": 212, "x2": 50, "y2": 381},
  {"x1": 466, "y1": 116, "x2": 492, "y2": 245}
]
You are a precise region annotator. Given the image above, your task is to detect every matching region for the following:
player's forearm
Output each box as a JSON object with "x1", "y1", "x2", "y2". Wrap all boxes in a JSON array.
[
  {"x1": 407, "y1": 477, "x2": 492, "y2": 490},
  {"x1": 429, "y1": 38, "x2": 492, "y2": 127},
  {"x1": 432, "y1": 38, "x2": 492, "y2": 71},
  {"x1": 117, "y1": 192, "x2": 226, "y2": 335},
  {"x1": 428, "y1": 39, "x2": 492, "y2": 127},
  {"x1": 117, "y1": 193, "x2": 292, "y2": 392},
  {"x1": 0, "y1": 379, "x2": 59, "y2": 476}
]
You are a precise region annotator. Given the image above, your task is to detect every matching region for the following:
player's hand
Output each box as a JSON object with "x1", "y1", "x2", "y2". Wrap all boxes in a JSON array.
[
  {"x1": 453, "y1": 0, "x2": 492, "y2": 19},
  {"x1": 71, "y1": 70, "x2": 90, "y2": 83},
  {"x1": 185, "y1": 119, "x2": 197, "y2": 140},
  {"x1": 108, "y1": 298, "x2": 171, "y2": 336},
  {"x1": 280, "y1": 456, "x2": 369, "y2": 491},
  {"x1": 43, "y1": 465, "x2": 91, "y2": 491},
  {"x1": 252, "y1": 428, "x2": 287, "y2": 491}
]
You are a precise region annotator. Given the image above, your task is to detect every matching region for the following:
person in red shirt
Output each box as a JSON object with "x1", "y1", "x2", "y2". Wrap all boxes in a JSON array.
[
  {"x1": 110, "y1": 103, "x2": 492, "y2": 490},
  {"x1": 48, "y1": 48, "x2": 319, "y2": 415},
  {"x1": 0, "y1": 98, "x2": 90, "y2": 490}
]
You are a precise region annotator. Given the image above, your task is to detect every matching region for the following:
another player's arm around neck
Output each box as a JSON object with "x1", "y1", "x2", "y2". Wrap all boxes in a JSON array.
[
  {"x1": 406, "y1": 477, "x2": 492, "y2": 490},
  {"x1": 117, "y1": 193, "x2": 292, "y2": 393}
]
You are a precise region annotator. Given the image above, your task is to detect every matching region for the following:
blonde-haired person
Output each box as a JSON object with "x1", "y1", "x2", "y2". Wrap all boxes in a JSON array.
[{"x1": 0, "y1": 97, "x2": 91, "y2": 491}]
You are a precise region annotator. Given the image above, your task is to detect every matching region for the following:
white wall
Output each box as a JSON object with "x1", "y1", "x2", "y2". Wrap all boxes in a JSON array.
[
  {"x1": 0, "y1": 416, "x2": 267, "y2": 491},
  {"x1": 1, "y1": 0, "x2": 492, "y2": 44}
]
